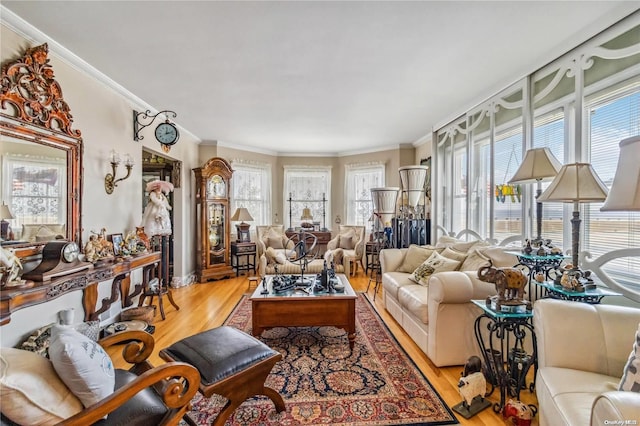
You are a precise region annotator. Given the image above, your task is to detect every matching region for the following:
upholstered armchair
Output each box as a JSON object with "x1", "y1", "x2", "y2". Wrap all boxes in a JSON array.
[
  {"x1": 326, "y1": 225, "x2": 366, "y2": 275},
  {"x1": 0, "y1": 329, "x2": 200, "y2": 426}
]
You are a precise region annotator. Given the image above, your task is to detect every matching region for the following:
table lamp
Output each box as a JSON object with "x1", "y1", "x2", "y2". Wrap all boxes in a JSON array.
[
  {"x1": 230, "y1": 207, "x2": 254, "y2": 242},
  {"x1": 601, "y1": 135, "x2": 640, "y2": 212},
  {"x1": 538, "y1": 163, "x2": 608, "y2": 276},
  {"x1": 508, "y1": 148, "x2": 562, "y2": 245},
  {"x1": 0, "y1": 203, "x2": 14, "y2": 241}
]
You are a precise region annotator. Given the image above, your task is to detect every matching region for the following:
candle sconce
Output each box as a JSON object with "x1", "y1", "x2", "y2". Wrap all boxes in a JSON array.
[{"x1": 104, "y1": 150, "x2": 134, "y2": 194}]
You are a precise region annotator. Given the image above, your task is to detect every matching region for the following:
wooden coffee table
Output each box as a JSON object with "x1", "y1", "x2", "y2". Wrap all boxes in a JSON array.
[{"x1": 250, "y1": 274, "x2": 357, "y2": 349}]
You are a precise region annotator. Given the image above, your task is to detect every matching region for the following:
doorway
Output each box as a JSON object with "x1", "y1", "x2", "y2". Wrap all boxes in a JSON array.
[{"x1": 142, "y1": 149, "x2": 180, "y2": 281}]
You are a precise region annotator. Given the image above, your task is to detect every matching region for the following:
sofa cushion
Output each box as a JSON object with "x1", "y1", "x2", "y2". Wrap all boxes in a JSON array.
[
  {"x1": 382, "y1": 271, "x2": 415, "y2": 300},
  {"x1": 397, "y1": 284, "x2": 429, "y2": 324},
  {"x1": 619, "y1": 322, "x2": 640, "y2": 392},
  {"x1": 411, "y1": 251, "x2": 461, "y2": 286},
  {"x1": 441, "y1": 247, "x2": 468, "y2": 263},
  {"x1": 338, "y1": 230, "x2": 357, "y2": 249},
  {"x1": 537, "y1": 367, "x2": 619, "y2": 426},
  {"x1": 398, "y1": 245, "x2": 438, "y2": 273},
  {"x1": 267, "y1": 236, "x2": 284, "y2": 249},
  {"x1": 0, "y1": 348, "x2": 83, "y2": 425},
  {"x1": 49, "y1": 325, "x2": 115, "y2": 408},
  {"x1": 459, "y1": 248, "x2": 492, "y2": 272}
]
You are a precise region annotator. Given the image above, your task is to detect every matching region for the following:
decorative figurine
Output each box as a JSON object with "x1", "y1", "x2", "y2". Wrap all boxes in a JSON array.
[
  {"x1": 452, "y1": 356, "x2": 491, "y2": 419},
  {"x1": 523, "y1": 239, "x2": 533, "y2": 255},
  {"x1": 478, "y1": 261, "x2": 531, "y2": 311},
  {"x1": 142, "y1": 180, "x2": 174, "y2": 237},
  {"x1": 503, "y1": 399, "x2": 536, "y2": 426},
  {"x1": 0, "y1": 247, "x2": 23, "y2": 287}
]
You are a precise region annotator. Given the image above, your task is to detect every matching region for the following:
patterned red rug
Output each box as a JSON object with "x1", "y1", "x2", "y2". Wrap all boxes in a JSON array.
[{"x1": 185, "y1": 293, "x2": 458, "y2": 425}]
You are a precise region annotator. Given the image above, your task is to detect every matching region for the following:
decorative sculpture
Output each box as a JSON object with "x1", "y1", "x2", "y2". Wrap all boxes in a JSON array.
[
  {"x1": 452, "y1": 356, "x2": 491, "y2": 418},
  {"x1": 0, "y1": 247, "x2": 22, "y2": 287},
  {"x1": 503, "y1": 399, "x2": 536, "y2": 426},
  {"x1": 477, "y1": 261, "x2": 530, "y2": 311}
]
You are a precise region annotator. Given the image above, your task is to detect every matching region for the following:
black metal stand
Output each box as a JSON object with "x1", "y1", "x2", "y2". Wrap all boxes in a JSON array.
[
  {"x1": 474, "y1": 311, "x2": 537, "y2": 413},
  {"x1": 512, "y1": 253, "x2": 565, "y2": 300}
]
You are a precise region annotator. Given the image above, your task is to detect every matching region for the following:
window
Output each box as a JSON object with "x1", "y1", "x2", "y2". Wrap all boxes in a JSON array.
[
  {"x1": 230, "y1": 162, "x2": 271, "y2": 232},
  {"x1": 345, "y1": 164, "x2": 384, "y2": 226},
  {"x1": 284, "y1": 166, "x2": 331, "y2": 230},
  {"x1": 2, "y1": 154, "x2": 66, "y2": 234}
]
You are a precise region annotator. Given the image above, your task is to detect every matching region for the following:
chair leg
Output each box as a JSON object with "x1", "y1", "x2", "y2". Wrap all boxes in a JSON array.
[
  {"x1": 166, "y1": 288, "x2": 180, "y2": 311},
  {"x1": 262, "y1": 386, "x2": 286, "y2": 413},
  {"x1": 157, "y1": 292, "x2": 166, "y2": 320}
]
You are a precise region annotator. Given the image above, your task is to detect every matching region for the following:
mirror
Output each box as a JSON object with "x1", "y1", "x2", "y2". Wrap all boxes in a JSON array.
[{"x1": 0, "y1": 43, "x2": 83, "y2": 249}]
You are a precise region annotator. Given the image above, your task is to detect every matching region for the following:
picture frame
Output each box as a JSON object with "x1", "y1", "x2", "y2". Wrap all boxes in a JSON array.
[
  {"x1": 108, "y1": 233, "x2": 124, "y2": 256},
  {"x1": 238, "y1": 228, "x2": 251, "y2": 243}
]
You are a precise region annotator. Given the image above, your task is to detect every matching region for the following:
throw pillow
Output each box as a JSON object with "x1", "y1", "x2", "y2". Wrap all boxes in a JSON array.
[
  {"x1": 411, "y1": 251, "x2": 461, "y2": 286},
  {"x1": 274, "y1": 251, "x2": 288, "y2": 265},
  {"x1": 48, "y1": 325, "x2": 115, "y2": 408},
  {"x1": 482, "y1": 247, "x2": 519, "y2": 268},
  {"x1": 0, "y1": 348, "x2": 83, "y2": 424},
  {"x1": 398, "y1": 245, "x2": 438, "y2": 273},
  {"x1": 459, "y1": 248, "x2": 492, "y2": 271},
  {"x1": 20, "y1": 323, "x2": 55, "y2": 358},
  {"x1": 265, "y1": 246, "x2": 278, "y2": 263},
  {"x1": 441, "y1": 247, "x2": 468, "y2": 263},
  {"x1": 325, "y1": 248, "x2": 344, "y2": 266},
  {"x1": 338, "y1": 235, "x2": 356, "y2": 250},
  {"x1": 267, "y1": 236, "x2": 284, "y2": 249},
  {"x1": 619, "y1": 322, "x2": 640, "y2": 392},
  {"x1": 74, "y1": 320, "x2": 101, "y2": 342}
]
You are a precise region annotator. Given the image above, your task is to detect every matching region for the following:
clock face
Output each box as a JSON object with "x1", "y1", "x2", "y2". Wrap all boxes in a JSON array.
[
  {"x1": 155, "y1": 122, "x2": 179, "y2": 145},
  {"x1": 62, "y1": 242, "x2": 79, "y2": 262}
]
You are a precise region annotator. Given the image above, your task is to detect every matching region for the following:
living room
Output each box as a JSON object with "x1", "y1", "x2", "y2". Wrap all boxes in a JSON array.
[{"x1": 1, "y1": 3, "x2": 639, "y2": 426}]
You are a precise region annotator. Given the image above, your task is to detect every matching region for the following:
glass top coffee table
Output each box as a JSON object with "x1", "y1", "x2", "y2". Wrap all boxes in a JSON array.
[{"x1": 250, "y1": 274, "x2": 357, "y2": 349}]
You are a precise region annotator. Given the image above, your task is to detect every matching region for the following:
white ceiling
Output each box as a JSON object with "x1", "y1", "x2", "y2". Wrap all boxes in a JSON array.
[{"x1": 2, "y1": 1, "x2": 638, "y2": 156}]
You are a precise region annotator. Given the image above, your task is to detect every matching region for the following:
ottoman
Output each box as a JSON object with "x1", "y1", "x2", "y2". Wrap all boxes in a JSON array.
[{"x1": 160, "y1": 326, "x2": 285, "y2": 426}]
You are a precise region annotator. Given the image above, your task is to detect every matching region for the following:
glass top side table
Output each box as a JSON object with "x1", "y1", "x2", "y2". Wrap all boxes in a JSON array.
[
  {"x1": 535, "y1": 281, "x2": 621, "y2": 304},
  {"x1": 471, "y1": 299, "x2": 536, "y2": 413},
  {"x1": 506, "y1": 251, "x2": 568, "y2": 301}
]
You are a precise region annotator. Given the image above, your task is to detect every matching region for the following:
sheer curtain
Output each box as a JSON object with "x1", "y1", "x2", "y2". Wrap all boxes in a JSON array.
[
  {"x1": 283, "y1": 166, "x2": 331, "y2": 230},
  {"x1": 345, "y1": 163, "x2": 384, "y2": 226},
  {"x1": 230, "y1": 161, "x2": 271, "y2": 236}
]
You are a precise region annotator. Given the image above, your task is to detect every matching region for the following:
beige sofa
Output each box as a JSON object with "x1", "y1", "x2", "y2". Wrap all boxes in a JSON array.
[
  {"x1": 256, "y1": 225, "x2": 346, "y2": 276},
  {"x1": 380, "y1": 242, "x2": 520, "y2": 367},
  {"x1": 534, "y1": 298, "x2": 640, "y2": 426}
]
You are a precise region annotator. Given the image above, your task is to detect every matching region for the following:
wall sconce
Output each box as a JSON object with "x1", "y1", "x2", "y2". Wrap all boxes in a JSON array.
[{"x1": 104, "y1": 150, "x2": 134, "y2": 194}]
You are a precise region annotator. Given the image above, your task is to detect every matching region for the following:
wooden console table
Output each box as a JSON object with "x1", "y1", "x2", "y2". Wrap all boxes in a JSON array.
[
  {"x1": 285, "y1": 230, "x2": 332, "y2": 255},
  {"x1": 0, "y1": 252, "x2": 161, "y2": 325}
]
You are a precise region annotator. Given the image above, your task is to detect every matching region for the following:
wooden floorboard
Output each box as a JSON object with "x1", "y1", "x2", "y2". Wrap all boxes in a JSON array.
[{"x1": 107, "y1": 268, "x2": 539, "y2": 426}]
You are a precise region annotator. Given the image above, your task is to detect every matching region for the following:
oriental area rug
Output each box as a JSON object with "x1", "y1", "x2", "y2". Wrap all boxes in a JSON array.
[{"x1": 184, "y1": 293, "x2": 458, "y2": 425}]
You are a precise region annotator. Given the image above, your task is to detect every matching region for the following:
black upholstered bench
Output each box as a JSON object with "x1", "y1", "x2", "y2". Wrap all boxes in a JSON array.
[{"x1": 159, "y1": 326, "x2": 285, "y2": 426}]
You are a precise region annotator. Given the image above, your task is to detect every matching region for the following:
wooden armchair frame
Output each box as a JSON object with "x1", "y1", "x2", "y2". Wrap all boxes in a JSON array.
[{"x1": 57, "y1": 331, "x2": 200, "y2": 426}]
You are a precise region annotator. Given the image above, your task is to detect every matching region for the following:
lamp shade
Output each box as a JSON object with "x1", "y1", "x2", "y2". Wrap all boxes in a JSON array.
[
  {"x1": 399, "y1": 165, "x2": 428, "y2": 208},
  {"x1": 508, "y1": 148, "x2": 562, "y2": 183},
  {"x1": 601, "y1": 135, "x2": 640, "y2": 211},
  {"x1": 230, "y1": 207, "x2": 254, "y2": 222},
  {"x1": 0, "y1": 204, "x2": 14, "y2": 220},
  {"x1": 371, "y1": 187, "x2": 399, "y2": 227},
  {"x1": 538, "y1": 163, "x2": 608, "y2": 203}
]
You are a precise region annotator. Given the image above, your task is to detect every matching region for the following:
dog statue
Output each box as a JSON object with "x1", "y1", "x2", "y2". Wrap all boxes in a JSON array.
[{"x1": 503, "y1": 399, "x2": 535, "y2": 426}]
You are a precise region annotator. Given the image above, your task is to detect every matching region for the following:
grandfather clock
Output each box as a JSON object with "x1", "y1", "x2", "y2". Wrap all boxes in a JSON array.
[{"x1": 193, "y1": 157, "x2": 234, "y2": 282}]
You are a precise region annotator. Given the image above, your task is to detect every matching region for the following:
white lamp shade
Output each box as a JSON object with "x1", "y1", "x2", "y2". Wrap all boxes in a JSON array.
[
  {"x1": 399, "y1": 165, "x2": 428, "y2": 208},
  {"x1": 0, "y1": 204, "x2": 14, "y2": 220},
  {"x1": 230, "y1": 207, "x2": 253, "y2": 222},
  {"x1": 371, "y1": 187, "x2": 399, "y2": 227},
  {"x1": 538, "y1": 163, "x2": 608, "y2": 203},
  {"x1": 508, "y1": 148, "x2": 562, "y2": 183},
  {"x1": 601, "y1": 136, "x2": 640, "y2": 211}
]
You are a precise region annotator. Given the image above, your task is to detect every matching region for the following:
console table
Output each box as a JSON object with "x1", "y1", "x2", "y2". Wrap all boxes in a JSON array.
[
  {"x1": 285, "y1": 230, "x2": 332, "y2": 256},
  {"x1": 1, "y1": 251, "x2": 162, "y2": 325}
]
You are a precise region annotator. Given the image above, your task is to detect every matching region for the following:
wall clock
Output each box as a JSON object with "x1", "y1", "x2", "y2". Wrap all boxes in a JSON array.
[
  {"x1": 155, "y1": 121, "x2": 180, "y2": 146},
  {"x1": 22, "y1": 241, "x2": 92, "y2": 281}
]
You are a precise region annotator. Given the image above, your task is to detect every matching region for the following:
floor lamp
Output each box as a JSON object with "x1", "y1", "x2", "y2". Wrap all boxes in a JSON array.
[
  {"x1": 538, "y1": 163, "x2": 608, "y2": 277},
  {"x1": 508, "y1": 148, "x2": 562, "y2": 246}
]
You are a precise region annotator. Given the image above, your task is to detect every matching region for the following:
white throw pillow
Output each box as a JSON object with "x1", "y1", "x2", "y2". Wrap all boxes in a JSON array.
[
  {"x1": 619, "y1": 322, "x2": 640, "y2": 392},
  {"x1": 411, "y1": 251, "x2": 461, "y2": 286},
  {"x1": 48, "y1": 325, "x2": 115, "y2": 408},
  {"x1": 0, "y1": 348, "x2": 83, "y2": 424},
  {"x1": 441, "y1": 247, "x2": 468, "y2": 263},
  {"x1": 398, "y1": 245, "x2": 439, "y2": 273}
]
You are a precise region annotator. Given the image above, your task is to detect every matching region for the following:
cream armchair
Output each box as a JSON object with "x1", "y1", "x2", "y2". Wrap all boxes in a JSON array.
[
  {"x1": 326, "y1": 225, "x2": 365, "y2": 275},
  {"x1": 534, "y1": 299, "x2": 640, "y2": 426}
]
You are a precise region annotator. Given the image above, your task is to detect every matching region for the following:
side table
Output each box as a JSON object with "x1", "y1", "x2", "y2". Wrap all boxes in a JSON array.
[
  {"x1": 230, "y1": 241, "x2": 257, "y2": 277},
  {"x1": 507, "y1": 251, "x2": 567, "y2": 301},
  {"x1": 365, "y1": 241, "x2": 378, "y2": 275},
  {"x1": 535, "y1": 281, "x2": 621, "y2": 304},
  {"x1": 472, "y1": 300, "x2": 537, "y2": 413}
]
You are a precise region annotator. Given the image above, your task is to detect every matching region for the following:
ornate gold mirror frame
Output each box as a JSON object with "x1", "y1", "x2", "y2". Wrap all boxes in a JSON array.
[{"x1": 0, "y1": 43, "x2": 83, "y2": 247}]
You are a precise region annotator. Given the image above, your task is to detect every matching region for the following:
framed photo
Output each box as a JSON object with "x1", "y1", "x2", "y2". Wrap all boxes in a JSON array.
[{"x1": 108, "y1": 233, "x2": 124, "y2": 256}]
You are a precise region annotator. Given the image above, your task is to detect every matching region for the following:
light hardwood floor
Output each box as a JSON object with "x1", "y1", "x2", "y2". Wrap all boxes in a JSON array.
[{"x1": 107, "y1": 268, "x2": 539, "y2": 426}]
